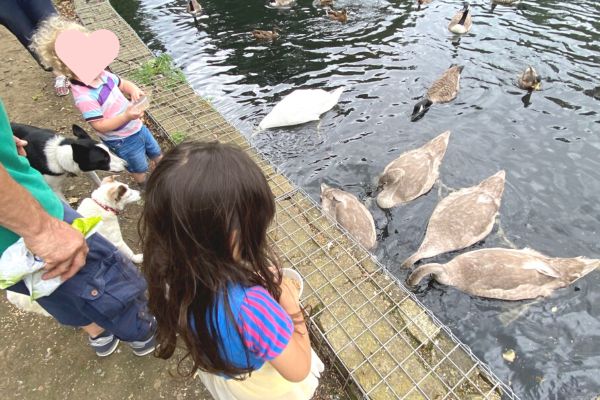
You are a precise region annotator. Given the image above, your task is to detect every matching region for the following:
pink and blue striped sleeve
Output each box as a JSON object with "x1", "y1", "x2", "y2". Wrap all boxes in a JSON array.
[
  {"x1": 239, "y1": 286, "x2": 294, "y2": 361},
  {"x1": 74, "y1": 94, "x2": 103, "y2": 122}
]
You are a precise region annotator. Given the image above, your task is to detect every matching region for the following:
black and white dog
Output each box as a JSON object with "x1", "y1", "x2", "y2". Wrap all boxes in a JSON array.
[{"x1": 11, "y1": 123, "x2": 126, "y2": 200}]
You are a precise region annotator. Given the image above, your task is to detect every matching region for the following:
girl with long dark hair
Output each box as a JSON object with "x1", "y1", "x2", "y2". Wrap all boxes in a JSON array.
[{"x1": 141, "y1": 141, "x2": 323, "y2": 399}]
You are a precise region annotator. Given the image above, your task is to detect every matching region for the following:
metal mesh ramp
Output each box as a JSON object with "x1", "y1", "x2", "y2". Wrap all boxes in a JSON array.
[{"x1": 73, "y1": 1, "x2": 519, "y2": 398}]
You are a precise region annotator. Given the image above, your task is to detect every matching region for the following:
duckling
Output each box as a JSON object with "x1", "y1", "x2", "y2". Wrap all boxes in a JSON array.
[
  {"x1": 269, "y1": 0, "x2": 295, "y2": 8},
  {"x1": 448, "y1": 2, "x2": 472, "y2": 34},
  {"x1": 327, "y1": 9, "x2": 348, "y2": 23},
  {"x1": 186, "y1": 0, "x2": 202, "y2": 16},
  {"x1": 407, "y1": 248, "x2": 599, "y2": 300},
  {"x1": 321, "y1": 184, "x2": 377, "y2": 250},
  {"x1": 417, "y1": 0, "x2": 432, "y2": 10},
  {"x1": 518, "y1": 66, "x2": 542, "y2": 91},
  {"x1": 411, "y1": 65, "x2": 463, "y2": 121},
  {"x1": 402, "y1": 170, "x2": 506, "y2": 268},
  {"x1": 377, "y1": 131, "x2": 450, "y2": 209},
  {"x1": 252, "y1": 29, "x2": 280, "y2": 41}
]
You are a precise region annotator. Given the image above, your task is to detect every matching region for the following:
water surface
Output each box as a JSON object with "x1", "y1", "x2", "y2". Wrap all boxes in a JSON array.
[{"x1": 112, "y1": 0, "x2": 600, "y2": 398}]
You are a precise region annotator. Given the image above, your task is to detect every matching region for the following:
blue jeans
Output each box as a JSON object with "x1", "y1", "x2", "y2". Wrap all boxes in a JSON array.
[
  {"x1": 7, "y1": 203, "x2": 154, "y2": 342},
  {"x1": 0, "y1": 0, "x2": 57, "y2": 70},
  {"x1": 103, "y1": 125, "x2": 162, "y2": 174}
]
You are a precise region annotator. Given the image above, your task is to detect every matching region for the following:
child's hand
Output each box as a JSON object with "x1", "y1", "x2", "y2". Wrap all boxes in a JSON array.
[
  {"x1": 279, "y1": 278, "x2": 301, "y2": 313},
  {"x1": 129, "y1": 86, "x2": 145, "y2": 102},
  {"x1": 125, "y1": 105, "x2": 144, "y2": 121}
]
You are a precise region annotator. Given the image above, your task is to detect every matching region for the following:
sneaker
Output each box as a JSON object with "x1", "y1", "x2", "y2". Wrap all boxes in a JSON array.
[
  {"x1": 127, "y1": 333, "x2": 156, "y2": 356},
  {"x1": 89, "y1": 331, "x2": 120, "y2": 357},
  {"x1": 54, "y1": 75, "x2": 70, "y2": 97}
]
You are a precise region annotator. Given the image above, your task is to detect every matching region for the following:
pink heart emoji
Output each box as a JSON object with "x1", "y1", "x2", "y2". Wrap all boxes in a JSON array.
[{"x1": 55, "y1": 29, "x2": 120, "y2": 85}]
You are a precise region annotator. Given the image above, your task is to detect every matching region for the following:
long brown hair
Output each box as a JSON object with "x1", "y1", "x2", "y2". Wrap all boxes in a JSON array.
[{"x1": 140, "y1": 141, "x2": 280, "y2": 378}]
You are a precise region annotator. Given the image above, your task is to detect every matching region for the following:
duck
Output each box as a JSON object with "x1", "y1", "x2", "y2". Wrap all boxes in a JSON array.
[
  {"x1": 407, "y1": 248, "x2": 599, "y2": 300},
  {"x1": 321, "y1": 184, "x2": 377, "y2": 250},
  {"x1": 417, "y1": 0, "x2": 432, "y2": 10},
  {"x1": 259, "y1": 86, "x2": 344, "y2": 129},
  {"x1": 448, "y1": 2, "x2": 472, "y2": 34},
  {"x1": 377, "y1": 131, "x2": 451, "y2": 209},
  {"x1": 518, "y1": 66, "x2": 542, "y2": 91},
  {"x1": 402, "y1": 170, "x2": 506, "y2": 268},
  {"x1": 252, "y1": 29, "x2": 280, "y2": 41},
  {"x1": 411, "y1": 65, "x2": 463, "y2": 121},
  {"x1": 186, "y1": 0, "x2": 202, "y2": 16},
  {"x1": 327, "y1": 9, "x2": 348, "y2": 23},
  {"x1": 491, "y1": 0, "x2": 519, "y2": 11},
  {"x1": 315, "y1": 0, "x2": 334, "y2": 6},
  {"x1": 269, "y1": 0, "x2": 295, "y2": 8}
]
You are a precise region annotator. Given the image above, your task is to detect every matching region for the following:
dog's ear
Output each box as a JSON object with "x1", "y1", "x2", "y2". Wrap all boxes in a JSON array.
[
  {"x1": 101, "y1": 175, "x2": 117, "y2": 184},
  {"x1": 72, "y1": 124, "x2": 92, "y2": 140},
  {"x1": 115, "y1": 185, "x2": 128, "y2": 202}
]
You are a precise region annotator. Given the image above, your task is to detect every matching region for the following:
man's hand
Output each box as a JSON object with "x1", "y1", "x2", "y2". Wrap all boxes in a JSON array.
[
  {"x1": 13, "y1": 136, "x2": 27, "y2": 156},
  {"x1": 23, "y1": 217, "x2": 88, "y2": 281}
]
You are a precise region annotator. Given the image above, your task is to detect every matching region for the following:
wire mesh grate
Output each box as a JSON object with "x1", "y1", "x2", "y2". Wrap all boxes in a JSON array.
[{"x1": 73, "y1": 2, "x2": 520, "y2": 399}]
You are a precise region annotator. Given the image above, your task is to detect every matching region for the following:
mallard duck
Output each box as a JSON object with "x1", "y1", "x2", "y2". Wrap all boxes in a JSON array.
[
  {"x1": 411, "y1": 65, "x2": 463, "y2": 121},
  {"x1": 518, "y1": 66, "x2": 542, "y2": 91},
  {"x1": 327, "y1": 9, "x2": 348, "y2": 23},
  {"x1": 492, "y1": 0, "x2": 519, "y2": 10},
  {"x1": 252, "y1": 29, "x2": 280, "y2": 41},
  {"x1": 259, "y1": 87, "x2": 344, "y2": 129},
  {"x1": 321, "y1": 184, "x2": 377, "y2": 249},
  {"x1": 377, "y1": 131, "x2": 450, "y2": 209},
  {"x1": 186, "y1": 0, "x2": 202, "y2": 16},
  {"x1": 407, "y1": 248, "x2": 599, "y2": 300},
  {"x1": 402, "y1": 170, "x2": 506, "y2": 268},
  {"x1": 448, "y1": 2, "x2": 472, "y2": 34}
]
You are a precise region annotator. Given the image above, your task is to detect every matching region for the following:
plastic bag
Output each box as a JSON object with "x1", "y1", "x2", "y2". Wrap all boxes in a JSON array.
[{"x1": 0, "y1": 216, "x2": 101, "y2": 299}]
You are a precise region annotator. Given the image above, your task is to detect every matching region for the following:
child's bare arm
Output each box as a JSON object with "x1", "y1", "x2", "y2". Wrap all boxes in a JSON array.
[
  {"x1": 119, "y1": 78, "x2": 144, "y2": 102},
  {"x1": 89, "y1": 106, "x2": 143, "y2": 133},
  {"x1": 269, "y1": 282, "x2": 312, "y2": 382}
]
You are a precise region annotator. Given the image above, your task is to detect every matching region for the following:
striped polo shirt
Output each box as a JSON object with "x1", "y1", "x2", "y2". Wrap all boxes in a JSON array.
[
  {"x1": 196, "y1": 283, "x2": 294, "y2": 375},
  {"x1": 71, "y1": 70, "x2": 142, "y2": 141}
]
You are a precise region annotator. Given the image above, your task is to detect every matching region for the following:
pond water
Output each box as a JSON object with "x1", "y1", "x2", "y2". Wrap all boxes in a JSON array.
[{"x1": 112, "y1": 0, "x2": 600, "y2": 398}]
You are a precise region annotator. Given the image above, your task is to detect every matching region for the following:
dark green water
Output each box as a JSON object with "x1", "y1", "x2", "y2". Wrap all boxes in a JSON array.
[{"x1": 112, "y1": 0, "x2": 600, "y2": 398}]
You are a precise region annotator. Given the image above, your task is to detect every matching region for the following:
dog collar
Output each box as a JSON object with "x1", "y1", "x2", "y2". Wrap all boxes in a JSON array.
[{"x1": 93, "y1": 199, "x2": 120, "y2": 215}]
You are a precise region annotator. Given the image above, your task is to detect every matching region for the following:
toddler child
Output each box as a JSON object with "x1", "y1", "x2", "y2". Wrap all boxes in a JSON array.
[
  {"x1": 141, "y1": 141, "x2": 324, "y2": 400},
  {"x1": 31, "y1": 16, "x2": 162, "y2": 186}
]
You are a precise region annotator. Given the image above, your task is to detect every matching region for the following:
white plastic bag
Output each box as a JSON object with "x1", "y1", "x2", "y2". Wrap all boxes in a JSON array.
[
  {"x1": 0, "y1": 238, "x2": 62, "y2": 299},
  {"x1": 0, "y1": 216, "x2": 102, "y2": 300}
]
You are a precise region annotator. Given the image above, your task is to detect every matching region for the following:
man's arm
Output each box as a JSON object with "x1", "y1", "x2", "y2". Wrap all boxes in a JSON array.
[{"x1": 0, "y1": 164, "x2": 88, "y2": 280}]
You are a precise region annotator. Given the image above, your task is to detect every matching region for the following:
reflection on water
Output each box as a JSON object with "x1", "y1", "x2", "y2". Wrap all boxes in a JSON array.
[{"x1": 111, "y1": 0, "x2": 600, "y2": 398}]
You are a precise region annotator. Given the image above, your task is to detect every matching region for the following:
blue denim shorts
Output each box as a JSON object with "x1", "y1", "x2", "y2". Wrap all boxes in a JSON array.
[
  {"x1": 103, "y1": 125, "x2": 162, "y2": 174},
  {"x1": 7, "y1": 204, "x2": 153, "y2": 342}
]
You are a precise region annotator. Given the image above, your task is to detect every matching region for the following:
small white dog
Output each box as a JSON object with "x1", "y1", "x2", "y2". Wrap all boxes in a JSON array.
[{"x1": 77, "y1": 176, "x2": 143, "y2": 263}]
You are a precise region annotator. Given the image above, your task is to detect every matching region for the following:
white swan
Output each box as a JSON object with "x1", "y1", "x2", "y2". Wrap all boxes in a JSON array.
[{"x1": 259, "y1": 87, "x2": 345, "y2": 130}]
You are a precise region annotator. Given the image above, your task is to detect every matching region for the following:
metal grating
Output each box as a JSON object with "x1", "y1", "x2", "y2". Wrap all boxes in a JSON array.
[{"x1": 72, "y1": 1, "x2": 519, "y2": 399}]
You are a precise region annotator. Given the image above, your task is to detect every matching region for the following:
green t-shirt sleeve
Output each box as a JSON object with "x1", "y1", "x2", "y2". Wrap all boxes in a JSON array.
[{"x1": 0, "y1": 99, "x2": 64, "y2": 253}]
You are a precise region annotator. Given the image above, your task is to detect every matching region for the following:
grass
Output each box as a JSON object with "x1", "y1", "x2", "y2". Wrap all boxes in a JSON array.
[
  {"x1": 171, "y1": 131, "x2": 186, "y2": 144},
  {"x1": 130, "y1": 54, "x2": 186, "y2": 89}
]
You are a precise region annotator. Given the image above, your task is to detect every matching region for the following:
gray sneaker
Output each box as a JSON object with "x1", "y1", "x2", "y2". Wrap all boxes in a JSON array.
[
  {"x1": 89, "y1": 332, "x2": 120, "y2": 357},
  {"x1": 127, "y1": 333, "x2": 156, "y2": 356}
]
